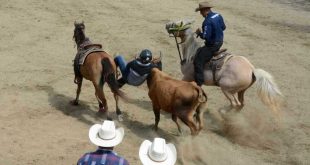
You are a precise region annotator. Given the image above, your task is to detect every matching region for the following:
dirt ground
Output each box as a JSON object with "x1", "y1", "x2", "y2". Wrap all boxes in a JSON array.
[{"x1": 0, "y1": 0, "x2": 309, "y2": 164}]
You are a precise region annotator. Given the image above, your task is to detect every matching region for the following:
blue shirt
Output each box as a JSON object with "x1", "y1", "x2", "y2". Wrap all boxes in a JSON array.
[
  {"x1": 199, "y1": 11, "x2": 226, "y2": 45},
  {"x1": 77, "y1": 148, "x2": 129, "y2": 165},
  {"x1": 126, "y1": 60, "x2": 156, "y2": 76}
]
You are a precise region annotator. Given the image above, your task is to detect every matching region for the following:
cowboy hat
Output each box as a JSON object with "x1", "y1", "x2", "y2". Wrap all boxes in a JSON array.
[
  {"x1": 139, "y1": 138, "x2": 177, "y2": 165},
  {"x1": 89, "y1": 120, "x2": 124, "y2": 147},
  {"x1": 195, "y1": 1, "x2": 213, "y2": 12}
]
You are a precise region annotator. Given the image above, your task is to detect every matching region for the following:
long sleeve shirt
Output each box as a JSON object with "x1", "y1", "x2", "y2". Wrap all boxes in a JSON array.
[
  {"x1": 199, "y1": 11, "x2": 226, "y2": 45},
  {"x1": 77, "y1": 148, "x2": 129, "y2": 165},
  {"x1": 125, "y1": 60, "x2": 157, "y2": 86}
]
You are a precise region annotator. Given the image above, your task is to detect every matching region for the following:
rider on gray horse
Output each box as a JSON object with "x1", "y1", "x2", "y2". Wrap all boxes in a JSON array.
[{"x1": 194, "y1": 1, "x2": 226, "y2": 86}]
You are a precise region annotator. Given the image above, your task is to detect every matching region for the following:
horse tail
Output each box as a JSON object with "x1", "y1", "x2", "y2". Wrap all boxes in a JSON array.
[
  {"x1": 101, "y1": 58, "x2": 128, "y2": 101},
  {"x1": 253, "y1": 68, "x2": 283, "y2": 114}
]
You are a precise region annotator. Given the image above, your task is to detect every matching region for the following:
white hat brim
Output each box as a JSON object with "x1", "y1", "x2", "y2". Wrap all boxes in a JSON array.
[
  {"x1": 89, "y1": 124, "x2": 124, "y2": 147},
  {"x1": 139, "y1": 140, "x2": 177, "y2": 165}
]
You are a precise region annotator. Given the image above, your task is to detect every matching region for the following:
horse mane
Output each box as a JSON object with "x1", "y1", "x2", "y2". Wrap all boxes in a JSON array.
[{"x1": 181, "y1": 28, "x2": 202, "y2": 62}]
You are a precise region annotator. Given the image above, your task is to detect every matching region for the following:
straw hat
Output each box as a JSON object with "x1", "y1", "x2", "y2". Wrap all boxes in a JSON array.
[
  {"x1": 195, "y1": 1, "x2": 213, "y2": 12},
  {"x1": 139, "y1": 138, "x2": 177, "y2": 165},
  {"x1": 89, "y1": 120, "x2": 124, "y2": 147}
]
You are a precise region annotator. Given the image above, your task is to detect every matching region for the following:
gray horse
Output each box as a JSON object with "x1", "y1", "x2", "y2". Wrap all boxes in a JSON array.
[{"x1": 166, "y1": 20, "x2": 282, "y2": 114}]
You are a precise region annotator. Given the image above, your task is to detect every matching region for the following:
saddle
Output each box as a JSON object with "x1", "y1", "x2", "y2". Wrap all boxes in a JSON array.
[
  {"x1": 73, "y1": 43, "x2": 104, "y2": 78},
  {"x1": 205, "y1": 49, "x2": 233, "y2": 85},
  {"x1": 75, "y1": 44, "x2": 104, "y2": 65}
]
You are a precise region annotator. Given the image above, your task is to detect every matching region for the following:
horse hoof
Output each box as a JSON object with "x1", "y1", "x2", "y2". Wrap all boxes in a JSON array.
[
  {"x1": 98, "y1": 107, "x2": 106, "y2": 113},
  {"x1": 70, "y1": 100, "x2": 79, "y2": 106},
  {"x1": 219, "y1": 109, "x2": 228, "y2": 114},
  {"x1": 152, "y1": 126, "x2": 158, "y2": 131},
  {"x1": 107, "y1": 117, "x2": 113, "y2": 121},
  {"x1": 117, "y1": 114, "x2": 123, "y2": 122}
]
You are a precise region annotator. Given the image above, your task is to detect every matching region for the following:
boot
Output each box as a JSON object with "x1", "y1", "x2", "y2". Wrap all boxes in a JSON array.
[{"x1": 117, "y1": 78, "x2": 126, "y2": 88}]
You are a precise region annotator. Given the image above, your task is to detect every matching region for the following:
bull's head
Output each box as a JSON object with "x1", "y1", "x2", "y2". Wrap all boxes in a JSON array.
[{"x1": 165, "y1": 19, "x2": 194, "y2": 38}]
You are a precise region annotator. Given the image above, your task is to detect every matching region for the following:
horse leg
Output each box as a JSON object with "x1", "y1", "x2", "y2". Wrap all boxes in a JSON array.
[
  {"x1": 237, "y1": 89, "x2": 246, "y2": 110},
  {"x1": 232, "y1": 92, "x2": 242, "y2": 111},
  {"x1": 172, "y1": 114, "x2": 183, "y2": 135},
  {"x1": 114, "y1": 93, "x2": 123, "y2": 121},
  {"x1": 221, "y1": 90, "x2": 234, "y2": 108},
  {"x1": 94, "y1": 83, "x2": 110, "y2": 119},
  {"x1": 71, "y1": 78, "x2": 83, "y2": 105},
  {"x1": 221, "y1": 89, "x2": 240, "y2": 112}
]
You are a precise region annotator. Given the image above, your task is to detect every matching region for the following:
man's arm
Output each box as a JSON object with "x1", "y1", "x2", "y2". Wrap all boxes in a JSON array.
[
  {"x1": 200, "y1": 22, "x2": 213, "y2": 41},
  {"x1": 220, "y1": 15, "x2": 226, "y2": 31}
]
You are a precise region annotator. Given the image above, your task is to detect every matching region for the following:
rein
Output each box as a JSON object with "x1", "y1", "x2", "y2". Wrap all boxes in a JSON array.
[
  {"x1": 167, "y1": 21, "x2": 193, "y2": 64},
  {"x1": 170, "y1": 32, "x2": 195, "y2": 65},
  {"x1": 174, "y1": 36, "x2": 183, "y2": 62}
]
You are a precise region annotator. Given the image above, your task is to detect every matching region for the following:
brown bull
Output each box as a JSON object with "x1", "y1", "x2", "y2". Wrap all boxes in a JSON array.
[{"x1": 147, "y1": 68, "x2": 208, "y2": 135}]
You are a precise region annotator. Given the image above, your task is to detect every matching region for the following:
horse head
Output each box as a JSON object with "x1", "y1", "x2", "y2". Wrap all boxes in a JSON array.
[
  {"x1": 165, "y1": 19, "x2": 200, "y2": 66},
  {"x1": 73, "y1": 21, "x2": 86, "y2": 47},
  {"x1": 165, "y1": 19, "x2": 194, "y2": 40}
]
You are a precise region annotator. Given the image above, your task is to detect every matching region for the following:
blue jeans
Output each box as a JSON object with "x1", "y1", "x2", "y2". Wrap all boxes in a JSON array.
[
  {"x1": 114, "y1": 55, "x2": 129, "y2": 78},
  {"x1": 194, "y1": 42, "x2": 223, "y2": 86},
  {"x1": 114, "y1": 55, "x2": 130, "y2": 88}
]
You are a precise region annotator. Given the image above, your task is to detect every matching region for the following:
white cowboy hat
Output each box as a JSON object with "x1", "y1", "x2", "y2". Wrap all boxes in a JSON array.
[
  {"x1": 89, "y1": 120, "x2": 124, "y2": 147},
  {"x1": 139, "y1": 138, "x2": 177, "y2": 165}
]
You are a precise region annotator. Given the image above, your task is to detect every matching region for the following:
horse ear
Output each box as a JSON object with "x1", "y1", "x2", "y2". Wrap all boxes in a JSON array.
[
  {"x1": 74, "y1": 21, "x2": 77, "y2": 26},
  {"x1": 82, "y1": 20, "x2": 84, "y2": 25},
  {"x1": 159, "y1": 51, "x2": 162, "y2": 61}
]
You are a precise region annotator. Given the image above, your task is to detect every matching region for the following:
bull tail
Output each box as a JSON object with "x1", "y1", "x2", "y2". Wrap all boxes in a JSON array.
[
  {"x1": 194, "y1": 87, "x2": 208, "y2": 132},
  {"x1": 197, "y1": 87, "x2": 207, "y2": 103},
  {"x1": 101, "y1": 58, "x2": 128, "y2": 101}
]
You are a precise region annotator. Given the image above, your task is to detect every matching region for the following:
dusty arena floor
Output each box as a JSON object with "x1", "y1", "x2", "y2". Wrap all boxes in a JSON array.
[{"x1": 0, "y1": 0, "x2": 309, "y2": 164}]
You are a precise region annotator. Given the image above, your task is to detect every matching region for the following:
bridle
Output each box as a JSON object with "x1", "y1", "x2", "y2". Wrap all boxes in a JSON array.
[
  {"x1": 167, "y1": 23, "x2": 192, "y2": 64},
  {"x1": 170, "y1": 32, "x2": 183, "y2": 62}
]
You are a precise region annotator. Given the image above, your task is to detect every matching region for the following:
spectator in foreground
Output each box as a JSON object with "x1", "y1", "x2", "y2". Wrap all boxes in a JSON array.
[
  {"x1": 139, "y1": 137, "x2": 177, "y2": 165},
  {"x1": 77, "y1": 120, "x2": 129, "y2": 165}
]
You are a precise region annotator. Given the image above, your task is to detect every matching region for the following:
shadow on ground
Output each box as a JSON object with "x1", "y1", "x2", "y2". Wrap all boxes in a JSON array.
[{"x1": 37, "y1": 85, "x2": 103, "y2": 126}]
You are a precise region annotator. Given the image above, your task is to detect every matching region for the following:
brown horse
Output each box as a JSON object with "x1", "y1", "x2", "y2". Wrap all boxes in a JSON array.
[
  {"x1": 166, "y1": 20, "x2": 282, "y2": 114},
  {"x1": 72, "y1": 22, "x2": 126, "y2": 121}
]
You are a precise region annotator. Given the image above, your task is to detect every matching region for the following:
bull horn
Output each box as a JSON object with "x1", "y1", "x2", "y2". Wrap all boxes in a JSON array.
[
  {"x1": 158, "y1": 51, "x2": 162, "y2": 61},
  {"x1": 152, "y1": 51, "x2": 162, "y2": 63},
  {"x1": 135, "y1": 53, "x2": 139, "y2": 60}
]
